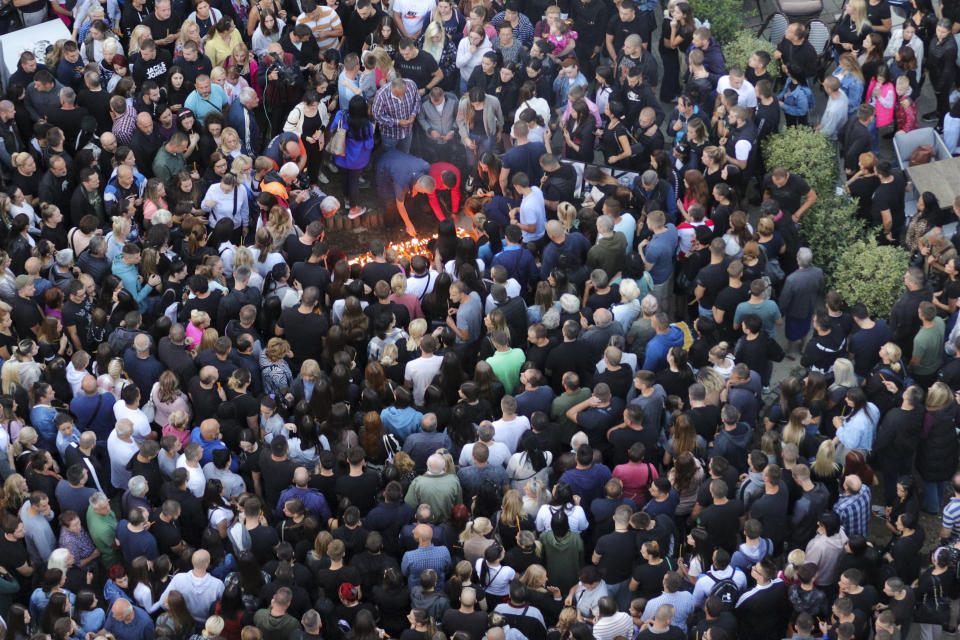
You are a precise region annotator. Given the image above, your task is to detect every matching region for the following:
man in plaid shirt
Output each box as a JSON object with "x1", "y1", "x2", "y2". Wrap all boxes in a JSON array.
[
  {"x1": 400, "y1": 523, "x2": 452, "y2": 588},
  {"x1": 833, "y1": 475, "x2": 871, "y2": 538},
  {"x1": 371, "y1": 77, "x2": 421, "y2": 154}
]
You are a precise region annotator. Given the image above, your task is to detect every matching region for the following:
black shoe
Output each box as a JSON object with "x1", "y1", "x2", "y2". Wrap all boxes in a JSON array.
[{"x1": 923, "y1": 111, "x2": 940, "y2": 122}]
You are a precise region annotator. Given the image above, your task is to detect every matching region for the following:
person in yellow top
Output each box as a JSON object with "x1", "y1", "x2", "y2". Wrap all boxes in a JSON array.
[{"x1": 205, "y1": 17, "x2": 244, "y2": 69}]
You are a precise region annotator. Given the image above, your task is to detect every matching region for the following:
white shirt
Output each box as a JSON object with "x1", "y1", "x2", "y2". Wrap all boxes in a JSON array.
[
  {"x1": 406, "y1": 270, "x2": 439, "y2": 301},
  {"x1": 175, "y1": 455, "x2": 206, "y2": 497},
  {"x1": 404, "y1": 355, "x2": 443, "y2": 406},
  {"x1": 113, "y1": 401, "x2": 152, "y2": 443},
  {"x1": 535, "y1": 503, "x2": 589, "y2": 533},
  {"x1": 484, "y1": 279, "x2": 522, "y2": 313},
  {"x1": 392, "y1": 0, "x2": 435, "y2": 36},
  {"x1": 459, "y1": 441, "x2": 511, "y2": 468},
  {"x1": 492, "y1": 415, "x2": 531, "y2": 454},
  {"x1": 716, "y1": 75, "x2": 758, "y2": 108},
  {"x1": 474, "y1": 558, "x2": 516, "y2": 596},
  {"x1": 593, "y1": 612, "x2": 635, "y2": 640},
  {"x1": 106, "y1": 430, "x2": 139, "y2": 490},
  {"x1": 692, "y1": 565, "x2": 748, "y2": 607}
]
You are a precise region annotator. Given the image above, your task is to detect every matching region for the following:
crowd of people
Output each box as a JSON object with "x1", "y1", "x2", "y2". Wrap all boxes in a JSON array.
[{"x1": 1, "y1": 0, "x2": 960, "y2": 639}]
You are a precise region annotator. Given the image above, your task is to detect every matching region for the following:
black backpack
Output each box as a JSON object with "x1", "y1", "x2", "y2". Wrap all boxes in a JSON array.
[{"x1": 706, "y1": 571, "x2": 741, "y2": 610}]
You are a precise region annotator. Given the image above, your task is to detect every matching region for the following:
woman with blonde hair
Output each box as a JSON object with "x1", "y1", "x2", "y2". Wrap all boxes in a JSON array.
[
  {"x1": 811, "y1": 439, "x2": 843, "y2": 502},
  {"x1": 104, "y1": 216, "x2": 131, "y2": 262},
  {"x1": 232, "y1": 247, "x2": 264, "y2": 290},
  {"x1": 404, "y1": 318, "x2": 428, "y2": 360},
  {"x1": 834, "y1": 0, "x2": 871, "y2": 57},
  {"x1": 142, "y1": 179, "x2": 168, "y2": 224},
  {"x1": 10, "y1": 429, "x2": 37, "y2": 475},
  {"x1": 918, "y1": 382, "x2": 960, "y2": 512},
  {"x1": 3, "y1": 472, "x2": 28, "y2": 511},
  {"x1": 162, "y1": 410, "x2": 192, "y2": 449},
  {"x1": 197, "y1": 328, "x2": 219, "y2": 354},
  {"x1": 127, "y1": 25, "x2": 153, "y2": 57},
  {"x1": 260, "y1": 338, "x2": 293, "y2": 395},
  {"x1": 782, "y1": 407, "x2": 818, "y2": 460},
  {"x1": 556, "y1": 202, "x2": 578, "y2": 233},
  {"x1": 94, "y1": 357, "x2": 127, "y2": 399},
  {"x1": 460, "y1": 517, "x2": 495, "y2": 564},
  {"x1": 150, "y1": 370, "x2": 192, "y2": 428},
  {"x1": 264, "y1": 206, "x2": 294, "y2": 252},
  {"x1": 174, "y1": 20, "x2": 205, "y2": 57},
  {"x1": 863, "y1": 341, "x2": 908, "y2": 413},
  {"x1": 219, "y1": 127, "x2": 242, "y2": 159},
  {"x1": 494, "y1": 489, "x2": 535, "y2": 547},
  {"x1": 186, "y1": 310, "x2": 210, "y2": 349},
  {"x1": 389, "y1": 273, "x2": 424, "y2": 322},
  {"x1": 305, "y1": 530, "x2": 334, "y2": 573},
  {"x1": 519, "y1": 565, "x2": 564, "y2": 625},
  {"x1": 707, "y1": 342, "x2": 735, "y2": 379}
]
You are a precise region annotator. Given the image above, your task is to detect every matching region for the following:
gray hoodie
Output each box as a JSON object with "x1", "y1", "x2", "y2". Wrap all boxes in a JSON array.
[{"x1": 411, "y1": 586, "x2": 450, "y2": 620}]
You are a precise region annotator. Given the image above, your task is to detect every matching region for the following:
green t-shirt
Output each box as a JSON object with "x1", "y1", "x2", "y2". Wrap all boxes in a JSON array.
[
  {"x1": 86, "y1": 506, "x2": 120, "y2": 568},
  {"x1": 913, "y1": 316, "x2": 945, "y2": 375},
  {"x1": 486, "y1": 347, "x2": 527, "y2": 395},
  {"x1": 733, "y1": 299, "x2": 782, "y2": 339}
]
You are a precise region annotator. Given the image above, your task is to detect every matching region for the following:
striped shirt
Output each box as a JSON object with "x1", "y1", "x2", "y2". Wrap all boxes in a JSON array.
[
  {"x1": 296, "y1": 6, "x2": 341, "y2": 50},
  {"x1": 943, "y1": 497, "x2": 960, "y2": 540},
  {"x1": 371, "y1": 79, "x2": 421, "y2": 139}
]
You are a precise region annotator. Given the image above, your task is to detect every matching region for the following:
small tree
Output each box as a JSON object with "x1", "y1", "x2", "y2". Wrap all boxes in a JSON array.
[
  {"x1": 690, "y1": 0, "x2": 743, "y2": 45},
  {"x1": 722, "y1": 31, "x2": 780, "y2": 79},
  {"x1": 762, "y1": 126, "x2": 838, "y2": 197},
  {"x1": 832, "y1": 239, "x2": 910, "y2": 319},
  {"x1": 798, "y1": 193, "x2": 866, "y2": 281}
]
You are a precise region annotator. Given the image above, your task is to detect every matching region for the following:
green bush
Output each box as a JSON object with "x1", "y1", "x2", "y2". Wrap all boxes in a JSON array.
[
  {"x1": 798, "y1": 192, "x2": 866, "y2": 280},
  {"x1": 722, "y1": 31, "x2": 780, "y2": 79},
  {"x1": 690, "y1": 0, "x2": 743, "y2": 45},
  {"x1": 761, "y1": 126, "x2": 838, "y2": 197},
  {"x1": 832, "y1": 239, "x2": 910, "y2": 318}
]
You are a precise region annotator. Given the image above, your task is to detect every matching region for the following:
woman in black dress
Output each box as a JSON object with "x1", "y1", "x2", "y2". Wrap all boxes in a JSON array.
[
  {"x1": 833, "y1": 0, "x2": 873, "y2": 58},
  {"x1": 600, "y1": 100, "x2": 632, "y2": 168},
  {"x1": 561, "y1": 99, "x2": 596, "y2": 163},
  {"x1": 659, "y1": 1, "x2": 695, "y2": 102}
]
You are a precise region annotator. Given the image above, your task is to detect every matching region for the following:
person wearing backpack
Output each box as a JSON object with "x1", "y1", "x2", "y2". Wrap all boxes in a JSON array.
[{"x1": 691, "y1": 548, "x2": 746, "y2": 608}]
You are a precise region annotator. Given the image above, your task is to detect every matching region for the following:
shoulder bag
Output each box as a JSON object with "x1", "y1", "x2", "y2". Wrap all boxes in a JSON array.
[{"x1": 327, "y1": 111, "x2": 347, "y2": 157}]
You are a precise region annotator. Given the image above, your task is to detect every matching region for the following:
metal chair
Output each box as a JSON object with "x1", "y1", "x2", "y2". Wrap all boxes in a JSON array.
[
  {"x1": 807, "y1": 19, "x2": 831, "y2": 56},
  {"x1": 757, "y1": 11, "x2": 789, "y2": 45},
  {"x1": 774, "y1": 0, "x2": 823, "y2": 20}
]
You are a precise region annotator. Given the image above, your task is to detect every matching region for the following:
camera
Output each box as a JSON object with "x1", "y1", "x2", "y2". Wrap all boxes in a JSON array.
[{"x1": 268, "y1": 61, "x2": 300, "y2": 85}]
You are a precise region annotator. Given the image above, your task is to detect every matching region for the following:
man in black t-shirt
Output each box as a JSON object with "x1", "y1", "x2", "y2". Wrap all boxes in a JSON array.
[
  {"x1": 62, "y1": 279, "x2": 91, "y2": 352},
  {"x1": 360, "y1": 240, "x2": 402, "y2": 290},
  {"x1": 696, "y1": 479, "x2": 744, "y2": 553},
  {"x1": 605, "y1": 1, "x2": 650, "y2": 64},
  {"x1": 292, "y1": 244, "x2": 331, "y2": 294},
  {"x1": 694, "y1": 238, "x2": 730, "y2": 317},
  {"x1": 151, "y1": 500, "x2": 186, "y2": 558},
  {"x1": 283, "y1": 221, "x2": 324, "y2": 264},
  {"x1": 10, "y1": 275, "x2": 42, "y2": 338},
  {"x1": 144, "y1": 0, "x2": 180, "y2": 53},
  {"x1": 260, "y1": 437, "x2": 296, "y2": 511},
  {"x1": 872, "y1": 161, "x2": 906, "y2": 245},
  {"x1": 594, "y1": 505, "x2": 638, "y2": 609},
  {"x1": 713, "y1": 261, "x2": 750, "y2": 343},
  {"x1": 276, "y1": 287, "x2": 330, "y2": 368},
  {"x1": 395, "y1": 39, "x2": 443, "y2": 95},
  {"x1": 243, "y1": 497, "x2": 280, "y2": 564}
]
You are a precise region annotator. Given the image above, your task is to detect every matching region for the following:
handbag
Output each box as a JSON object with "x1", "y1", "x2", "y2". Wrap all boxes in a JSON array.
[
  {"x1": 327, "y1": 112, "x2": 347, "y2": 157},
  {"x1": 142, "y1": 383, "x2": 157, "y2": 424},
  {"x1": 909, "y1": 144, "x2": 934, "y2": 166}
]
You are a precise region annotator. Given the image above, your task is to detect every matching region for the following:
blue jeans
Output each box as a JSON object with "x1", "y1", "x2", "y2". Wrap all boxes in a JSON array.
[
  {"x1": 924, "y1": 480, "x2": 947, "y2": 513},
  {"x1": 382, "y1": 131, "x2": 412, "y2": 154},
  {"x1": 868, "y1": 120, "x2": 879, "y2": 155},
  {"x1": 605, "y1": 579, "x2": 631, "y2": 611},
  {"x1": 465, "y1": 134, "x2": 495, "y2": 173}
]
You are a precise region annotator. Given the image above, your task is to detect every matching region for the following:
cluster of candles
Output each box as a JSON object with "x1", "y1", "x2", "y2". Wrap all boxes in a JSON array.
[{"x1": 347, "y1": 233, "x2": 441, "y2": 266}]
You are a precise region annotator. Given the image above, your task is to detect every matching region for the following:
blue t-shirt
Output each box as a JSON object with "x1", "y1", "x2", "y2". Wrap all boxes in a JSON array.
[
  {"x1": 375, "y1": 151, "x2": 431, "y2": 201},
  {"x1": 644, "y1": 225, "x2": 678, "y2": 284},
  {"x1": 115, "y1": 521, "x2": 158, "y2": 563},
  {"x1": 847, "y1": 320, "x2": 891, "y2": 377},
  {"x1": 559, "y1": 464, "x2": 613, "y2": 510}
]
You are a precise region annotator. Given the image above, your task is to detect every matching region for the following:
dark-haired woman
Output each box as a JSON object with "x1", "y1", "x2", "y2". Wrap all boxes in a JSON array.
[
  {"x1": 600, "y1": 101, "x2": 632, "y2": 168},
  {"x1": 332, "y1": 94, "x2": 375, "y2": 220},
  {"x1": 659, "y1": 2, "x2": 694, "y2": 102}
]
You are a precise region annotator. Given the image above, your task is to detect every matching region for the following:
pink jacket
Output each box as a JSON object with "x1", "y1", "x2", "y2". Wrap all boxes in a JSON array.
[{"x1": 866, "y1": 78, "x2": 895, "y2": 127}]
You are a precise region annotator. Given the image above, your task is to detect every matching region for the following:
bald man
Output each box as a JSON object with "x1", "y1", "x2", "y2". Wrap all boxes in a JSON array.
[
  {"x1": 834, "y1": 474, "x2": 871, "y2": 538},
  {"x1": 404, "y1": 453, "x2": 462, "y2": 524},
  {"x1": 122, "y1": 333, "x2": 164, "y2": 411},
  {"x1": 69, "y1": 374, "x2": 119, "y2": 441},
  {"x1": 400, "y1": 522, "x2": 452, "y2": 589},
  {"x1": 98, "y1": 131, "x2": 118, "y2": 176},
  {"x1": 104, "y1": 598, "x2": 155, "y2": 640},
  {"x1": 159, "y1": 549, "x2": 225, "y2": 622},
  {"x1": 0, "y1": 100, "x2": 22, "y2": 172},
  {"x1": 276, "y1": 466, "x2": 332, "y2": 521},
  {"x1": 189, "y1": 418, "x2": 235, "y2": 469},
  {"x1": 188, "y1": 365, "x2": 226, "y2": 423}
]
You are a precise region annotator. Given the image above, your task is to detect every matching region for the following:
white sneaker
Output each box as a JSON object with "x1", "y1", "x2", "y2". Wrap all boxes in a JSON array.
[
  {"x1": 326, "y1": 160, "x2": 339, "y2": 174},
  {"x1": 317, "y1": 172, "x2": 329, "y2": 185},
  {"x1": 347, "y1": 207, "x2": 367, "y2": 219}
]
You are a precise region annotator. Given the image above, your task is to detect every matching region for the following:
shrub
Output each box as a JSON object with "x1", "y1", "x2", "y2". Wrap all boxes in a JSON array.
[
  {"x1": 722, "y1": 31, "x2": 780, "y2": 79},
  {"x1": 761, "y1": 126, "x2": 838, "y2": 197},
  {"x1": 832, "y1": 239, "x2": 910, "y2": 318},
  {"x1": 798, "y1": 192, "x2": 866, "y2": 280},
  {"x1": 690, "y1": 0, "x2": 743, "y2": 45}
]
